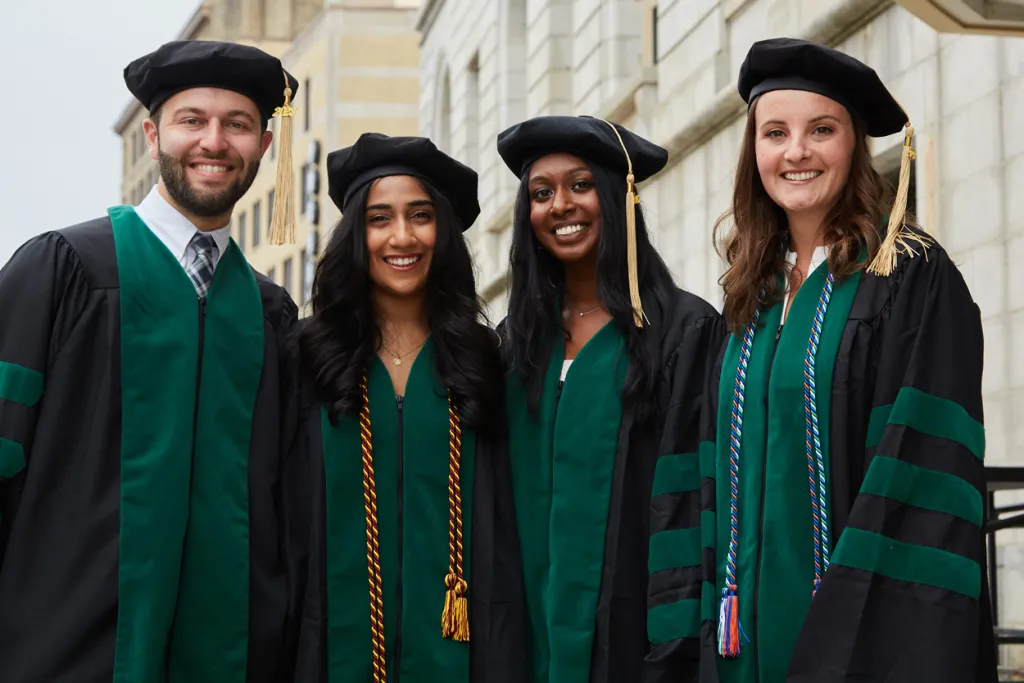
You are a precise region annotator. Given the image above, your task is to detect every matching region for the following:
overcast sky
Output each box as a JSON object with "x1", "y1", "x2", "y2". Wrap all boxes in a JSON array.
[{"x1": 0, "y1": 0, "x2": 198, "y2": 266}]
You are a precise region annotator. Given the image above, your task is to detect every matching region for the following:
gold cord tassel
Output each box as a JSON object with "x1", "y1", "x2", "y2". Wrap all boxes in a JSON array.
[
  {"x1": 441, "y1": 392, "x2": 470, "y2": 642},
  {"x1": 624, "y1": 172, "x2": 644, "y2": 328},
  {"x1": 600, "y1": 119, "x2": 646, "y2": 327},
  {"x1": 360, "y1": 376, "x2": 387, "y2": 683},
  {"x1": 866, "y1": 123, "x2": 932, "y2": 277},
  {"x1": 269, "y1": 69, "x2": 296, "y2": 246}
]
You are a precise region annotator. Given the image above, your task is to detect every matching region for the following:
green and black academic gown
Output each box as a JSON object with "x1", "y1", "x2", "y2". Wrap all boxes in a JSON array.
[
  {"x1": 649, "y1": 234, "x2": 998, "y2": 683},
  {"x1": 0, "y1": 208, "x2": 305, "y2": 683},
  {"x1": 293, "y1": 339, "x2": 527, "y2": 683},
  {"x1": 502, "y1": 289, "x2": 726, "y2": 683}
]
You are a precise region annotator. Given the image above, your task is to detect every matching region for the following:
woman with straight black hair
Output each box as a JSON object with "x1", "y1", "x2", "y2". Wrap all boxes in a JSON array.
[
  {"x1": 294, "y1": 132, "x2": 525, "y2": 683},
  {"x1": 495, "y1": 115, "x2": 727, "y2": 683}
]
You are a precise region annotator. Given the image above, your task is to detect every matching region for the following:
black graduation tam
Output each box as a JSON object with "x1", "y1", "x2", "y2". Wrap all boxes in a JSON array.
[
  {"x1": 737, "y1": 38, "x2": 906, "y2": 138},
  {"x1": 327, "y1": 133, "x2": 481, "y2": 230},
  {"x1": 124, "y1": 40, "x2": 299, "y2": 124},
  {"x1": 496, "y1": 115, "x2": 667, "y2": 182}
]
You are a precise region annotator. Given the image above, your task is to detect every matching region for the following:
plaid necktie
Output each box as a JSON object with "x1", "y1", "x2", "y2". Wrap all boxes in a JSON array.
[{"x1": 184, "y1": 233, "x2": 219, "y2": 298}]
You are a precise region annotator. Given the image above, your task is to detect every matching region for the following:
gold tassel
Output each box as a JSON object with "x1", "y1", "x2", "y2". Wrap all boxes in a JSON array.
[
  {"x1": 866, "y1": 123, "x2": 932, "y2": 277},
  {"x1": 624, "y1": 172, "x2": 644, "y2": 328},
  {"x1": 269, "y1": 70, "x2": 296, "y2": 246},
  {"x1": 441, "y1": 573, "x2": 470, "y2": 642},
  {"x1": 600, "y1": 119, "x2": 647, "y2": 327}
]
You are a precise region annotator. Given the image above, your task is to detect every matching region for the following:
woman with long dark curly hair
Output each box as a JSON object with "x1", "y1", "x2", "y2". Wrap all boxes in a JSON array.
[
  {"x1": 294, "y1": 133, "x2": 525, "y2": 683},
  {"x1": 653, "y1": 38, "x2": 997, "y2": 683},
  {"x1": 495, "y1": 115, "x2": 727, "y2": 683}
]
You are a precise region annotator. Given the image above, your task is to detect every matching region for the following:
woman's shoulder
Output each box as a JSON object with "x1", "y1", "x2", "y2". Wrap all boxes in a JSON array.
[
  {"x1": 866, "y1": 225, "x2": 965, "y2": 295},
  {"x1": 664, "y1": 286, "x2": 722, "y2": 322},
  {"x1": 656, "y1": 286, "x2": 727, "y2": 355},
  {"x1": 855, "y1": 225, "x2": 977, "y2": 324}
]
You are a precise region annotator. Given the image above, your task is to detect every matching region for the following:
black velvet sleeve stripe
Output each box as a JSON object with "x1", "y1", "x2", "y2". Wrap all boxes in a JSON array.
[
  {"x1": 651, "y1": 490, "x2": 701, "y2": 534},
  {"x1": 871, "y1": 425, "x2": 985, "y2": 494},
  {"x1": 700, "y1": 477, "x2": 715, "y2": 513},
  {"x1": 840, "y1": 493, "x2": 984, "y2": 565},
  {"x1": 701, "y1": 546, "x2": 715, "y2": 586},
  {"x1": 648, "y1": 566, "x2": 702, "y2": 608}
]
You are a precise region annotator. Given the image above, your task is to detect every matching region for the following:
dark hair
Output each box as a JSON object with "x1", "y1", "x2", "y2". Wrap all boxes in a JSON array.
[
  {"x1": 300, "y1": 178, "x2": 503, "y2": 433},
  {"x1": 501, "y1": 158, "x2": 678, "y2": 424},
  {"x1": 713, "y1": 94, "x2": 895, "y2": 334}
]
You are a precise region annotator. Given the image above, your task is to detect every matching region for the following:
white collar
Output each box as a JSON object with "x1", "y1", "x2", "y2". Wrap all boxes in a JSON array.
[
  {"x1": 784, "y1": 244, "x2": 830, "y2": 275},
  {"x1": 135, "y1": 185, "x2": 232, "y2": 263}
]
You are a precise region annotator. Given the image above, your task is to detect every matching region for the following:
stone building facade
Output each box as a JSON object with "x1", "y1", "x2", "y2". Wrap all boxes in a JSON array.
[{"x1": 416, "y1": 0, "x2": 1024, "y2": 668}]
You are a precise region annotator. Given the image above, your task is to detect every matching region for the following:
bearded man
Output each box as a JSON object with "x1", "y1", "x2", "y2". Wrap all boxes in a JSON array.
[{"x1": 0, "y1": 41, "x2": 307, "y2": 683}]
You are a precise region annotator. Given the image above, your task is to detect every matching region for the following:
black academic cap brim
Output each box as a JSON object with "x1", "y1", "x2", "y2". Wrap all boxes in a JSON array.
[
  {"x1": 496, "y1": 115, "x2": 668, "y2": 182},
  {"x1": 326, "y1": 133, "x2": 481, "y2": 230},
  {"x1": 738, "y1": 38, "x2": 907, "y2": 137}
]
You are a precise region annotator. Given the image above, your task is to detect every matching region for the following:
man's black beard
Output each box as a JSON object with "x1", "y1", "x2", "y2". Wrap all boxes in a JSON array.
[{"x1": 159, "y1": 149, "x2": 261, "y2": 218}]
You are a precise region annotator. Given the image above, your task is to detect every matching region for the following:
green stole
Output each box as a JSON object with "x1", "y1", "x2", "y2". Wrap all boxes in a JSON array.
[
  {"x1": 321, "y1": 341, "x2": 475, "y2": 683},
  {"x1": 507, "y1": 322, "x2": 628, "y2": 683},
  {"x1": 108, "y1": 206, "x2": 264, "y2": 683},
  {"x1": 714, "y1": 262, "x2": 861, "y2": 683}
]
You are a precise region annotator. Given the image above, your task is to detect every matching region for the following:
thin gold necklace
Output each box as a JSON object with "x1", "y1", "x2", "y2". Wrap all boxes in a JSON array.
[
  {"x1": 564, "y1": 305, "x2": 603, "y2": 318},
  {"x1": 380, "y1": 336, "x2": 428, "y2": 366}
]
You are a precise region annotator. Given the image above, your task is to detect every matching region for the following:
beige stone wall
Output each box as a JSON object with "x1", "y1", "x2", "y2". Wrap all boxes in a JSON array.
[
  {"x1": 419, "y1": 0, "x2": 1024, "y2": 666},
  {"x1": 237, "y1": 2, "x2": 422, "y2": 314}
]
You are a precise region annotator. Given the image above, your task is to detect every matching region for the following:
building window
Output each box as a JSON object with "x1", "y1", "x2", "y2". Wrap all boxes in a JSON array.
[
  {"x1": 466, "y1": 54, "x2": 480, "y2": 172},
  {"x1": 299, "y1": 248, "x2": 308, "y2": 305},
  {"x1": 503, "y1": 0, "x2": 527, "y2": 127},
  {"x1": 253, "y1": 200, "x2": 262, "y2": 248},
  {"x1": 651, "y1": 5, "x2": 659, "y2": 65},
  {"x1": 268, "y1": 189, "x2": 275, "y2": 225},
  {"x1": 131, "y1": 133, "x2": 137, "y2": 164},
  {"x1": 267, "y1": 266, "x2": 276, "y2": 283},
  {"x1": 283, "y1": 257, "x2": 294, "y2": 297},
  {"x1": 304, "y1": 78, "x2": 311, "y2": 132},
  {"x1": 436, "y1": 67, "x2": 452, "y2": 152},
  {"x1": 238, "y1": 212, "x2": 247, "y2": 254}
]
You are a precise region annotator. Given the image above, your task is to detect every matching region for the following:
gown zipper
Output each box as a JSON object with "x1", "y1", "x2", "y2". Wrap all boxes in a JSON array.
[
  {"x1": 193, "y1": 297, "x2": 206, "y2": 432},
  {"x1": 751, "y1": 323, "x2": 783, "y2": 683},
  {"x1": 393, "y1": 395, "x2": 405, "y2": 683}
]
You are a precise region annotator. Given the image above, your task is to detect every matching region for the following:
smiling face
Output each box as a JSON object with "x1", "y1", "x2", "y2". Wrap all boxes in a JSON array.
[
  {"x1": 754, "y1": 89, "x2": 857, "y2": 226},
  {"x1": 144, "y1": 87, "x2": 273, "y2": 221},
  {"x1": 527, "y1": 153, "x2": 601, "y2": 264},
  {"x1": 364, "y1": 175, "x2": 437, "y2": 302}
]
